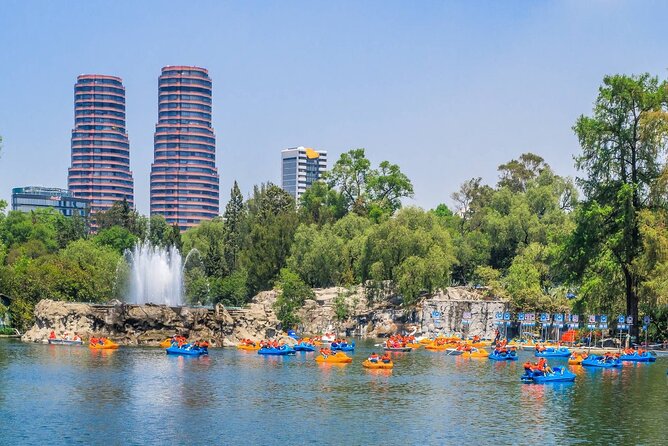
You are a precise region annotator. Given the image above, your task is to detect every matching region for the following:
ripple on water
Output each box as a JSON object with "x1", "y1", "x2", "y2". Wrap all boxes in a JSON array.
[{"x1": 1, "y1": 340, "x2": 667, "y2": 445}]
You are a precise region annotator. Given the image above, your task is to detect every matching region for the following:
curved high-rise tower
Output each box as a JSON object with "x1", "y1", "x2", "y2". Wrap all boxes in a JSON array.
[
  {"x1": 68, "y1": 74, "x2": 134, "y2": 223},
  {"x1": 150, "y1": 66, "x2": 220, "y2": 231}
]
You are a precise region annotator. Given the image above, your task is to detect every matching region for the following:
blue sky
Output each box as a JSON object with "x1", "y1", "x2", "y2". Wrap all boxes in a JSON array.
[{"x1": 1, "y1": 1, "x2": 667, "y2": 213}]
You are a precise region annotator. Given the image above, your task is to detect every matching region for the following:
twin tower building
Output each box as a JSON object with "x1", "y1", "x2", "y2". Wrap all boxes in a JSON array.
[{"x1": 67, "y1": 66, "x2": 219, "y2": 232}]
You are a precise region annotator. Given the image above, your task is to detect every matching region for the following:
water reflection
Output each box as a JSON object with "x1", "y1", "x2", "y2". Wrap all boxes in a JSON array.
[{"x1": 1, "y1": 339, "x2": 667, "y2": 445}]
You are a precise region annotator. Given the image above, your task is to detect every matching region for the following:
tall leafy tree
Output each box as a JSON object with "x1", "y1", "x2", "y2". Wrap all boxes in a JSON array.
[
  {"x1": 569, "y1": 73, "x2": 668, "y2": 337},
  {"x1": 222, "y1": 181, "x2": 246, "y2": 273},
  {"x1": 242, "y1": 184, "x2": 298, "y2": 295},
  {"x1": 326, "y1": 148, "x2": 413, "y2": 216},
  {"x1": 298, "y1": 180, "x2": 347, "y2": 225},
  {"x1": 94, "y1": 199, "x2": 145, "y2": 236}
]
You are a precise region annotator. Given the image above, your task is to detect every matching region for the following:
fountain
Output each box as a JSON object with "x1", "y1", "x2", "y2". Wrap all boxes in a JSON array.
[{"x1": 126, "y1": 242, "x2": 184, "y2": 306}]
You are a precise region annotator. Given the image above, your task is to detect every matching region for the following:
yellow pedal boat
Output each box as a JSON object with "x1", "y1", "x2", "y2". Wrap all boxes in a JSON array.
[
  {"x1": 315, "y1": 352, "x2": 352, "y2": 364},
  {"x1": 362, "y1": 359, "x2": 393, "y2": 369},
  {"x1": 568, "y1": 353, "x2": 587, "y2": 365},
  {"x1": 463, "y1": 348, "x2": 489, "y2": 358},
  {"x1": 89, "y1": 340, "x2": 119, "y2": 350},
  {"x1": 237, "y1": 344, "x2": 261, "y2": 351}
]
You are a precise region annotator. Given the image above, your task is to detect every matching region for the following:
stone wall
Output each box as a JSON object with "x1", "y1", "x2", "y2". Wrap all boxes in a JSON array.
[{"x1": 22, "y1": 287, "x2": 508, "y2": 345}]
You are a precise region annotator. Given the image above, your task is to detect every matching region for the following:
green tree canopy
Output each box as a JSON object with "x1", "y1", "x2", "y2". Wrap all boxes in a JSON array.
[{"x1": 568, "y1": 73, "x2": 668, "y2": 337}]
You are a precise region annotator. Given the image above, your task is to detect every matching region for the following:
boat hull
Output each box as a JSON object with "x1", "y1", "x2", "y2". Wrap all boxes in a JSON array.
[
  {"x1": 258, "y1": 347, "x2": 296, "y2": 356},
  {"x1": 535, "y1": 348, "x2": 571, "y2": 358},
  {"x1": 166, "y1": 346, "x2": 208, "y2": 356},
  {"x1": 362, "y1": 360, "x2": 393, "y2": 369},
  {"x1": 47, "y1": 339, "x2": 83, "y2": 346}
]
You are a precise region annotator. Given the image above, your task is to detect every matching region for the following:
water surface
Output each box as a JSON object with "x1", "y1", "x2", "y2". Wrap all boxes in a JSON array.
[{"x1": 1, "y1": 340, "x2": 666, "y2": 445}]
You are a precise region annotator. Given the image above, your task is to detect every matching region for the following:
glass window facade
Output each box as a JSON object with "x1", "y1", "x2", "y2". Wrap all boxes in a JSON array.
[
  {"x1": 150, "y1": 66, "x2": 220, "y2": 232},
  {"x1": 67, "y1": 74, "x2": 134, "y2": 228},
  {"x1": 11, "y1": 187, "x2": 89, "y2": 220},
  {"x1": 281, "y1": 148, "x2": 327, "y2": 200}
]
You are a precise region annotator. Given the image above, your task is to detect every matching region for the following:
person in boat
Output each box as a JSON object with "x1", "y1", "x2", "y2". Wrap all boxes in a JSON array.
[
  {"x1": 90, "y1": 337, "x2": 98, "y2": 345},
  {"x1": 368, "y1": 352, "x2": 380, "y2": 363},
  {"x1": 320, "y1": 348, "x2": 332, "y2": 358},
  {"x1": 523, "y1": 360, "x2": 533, "y2": 371},
  {"x1": 494, "y1": 329, "x2": 500, "y2": 343},
  {"x1": 472, "y1": 335, "x2": 480, "y2": 343},
  {"x1": 49, "y1": 330, "x2": 56, "y2": 340},
  {"x1": 537, "y1": 358, "x2": 553, "y2": 374},
  {"x1": 380, "y1": 352, "x2": 391, "y2": 363}
]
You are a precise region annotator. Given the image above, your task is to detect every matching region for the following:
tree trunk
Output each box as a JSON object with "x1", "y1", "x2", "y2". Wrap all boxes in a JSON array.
[{"x1": 624, "y1": 269, "x2": 640, "y2": 340}]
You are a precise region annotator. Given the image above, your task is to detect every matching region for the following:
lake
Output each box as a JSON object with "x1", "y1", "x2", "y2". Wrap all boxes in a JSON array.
[{"x1": 0, "y1": 339, "x2": 666, "y2": 445}]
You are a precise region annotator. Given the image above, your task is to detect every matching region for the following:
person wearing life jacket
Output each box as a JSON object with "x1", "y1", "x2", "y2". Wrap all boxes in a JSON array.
[
  {"x1": 49, "y1": 330, "x2": 56, "y2": 340},
  {"x1": 90, "y1": 337, "x2": 98, "y2": 345},
  {"x1": 368, "y1": 352, "x2": 380, "y2": 363},
  {"x1": 523, "y1": 360, "x2": 533, "y2": 371},
  {"x1": 381, "y1": 352, "x2": 391, "y2": 363}
]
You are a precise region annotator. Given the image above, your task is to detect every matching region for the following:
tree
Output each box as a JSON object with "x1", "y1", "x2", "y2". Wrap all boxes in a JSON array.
[
  {"x1": 222, "y1": 181, "x2": 246, "y2": 272},
  {"x1": 287, "y1": 223, "x2": 344, "y2": 287},
  {"x1": 93, "y1": 226, "x2": 137, "y2": 254},
  {"x1": 451, "y1": 177, "x2": 493, "y2": 225},
  {"x1": 181, "y1": 219, "x2": 226, "y2": 277},
  {"x1": 242, "y1": 184, "x2": 298, "y2": 295},
  {"x1": 210, "y1": 269, "x2": 248, "y2": 307},
  {"x1": 298, "y1": 181, "x2": 347, "y2": 225},
  {"x1": 94, "y1": 199, "x2": 145, "y2": 236},
  {"x1": 326, "y1": 149, "x2": 413, "y2": 216},
  {"x1": 367, "y1": 160, "x2": 414, "y2": 213},
  {"x1": 569, "y1": 73, "x2": 668, "y2": 338},
  {"x1": 273, "y1": 268, "x2": 314, "y2": 329},
  {"x1": 55, "y1": 213, "x2": 87, "y2": 249},
  {"x1": 497, "y1": 152, "x2": 548, "y2": 193}
]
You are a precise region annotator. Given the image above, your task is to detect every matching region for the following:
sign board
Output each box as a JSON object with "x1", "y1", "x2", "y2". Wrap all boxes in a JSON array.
[
  {"x1": 494, "y1": 312, "x2": 503, "y2": 320},
  {"x1": 540, "y1": 313, "x2": 548, "y2": 322},
  {"x1": 462, "y1": 312, "x2": 472, "y2": 320},
  {"x1": 556, "y1": 314, "x2": 564, "y2": 322},
  {"x1": 643, "y1": 316, "x2": 650, "y2": 325},
  {"x1": 503, "y1": 312, "x2": 511, "y2": 321},
  {"x1": 588, "y1": 315, "x2": 596, "y2": 323},
  {"x1": 618, "y1": 315, "x2": 625, "y2": 324},
  {"x1": 626, "y1": 316, "x2": 633, "y2": 325},
  {"x1": 432, "y1": 311, "x2": 441, "y2": 318},
  {"x1": 571, "y1": 315, "x2": 579, "y2": 323},
  {"x1": 518, "y1": 313, "x2": 525, "y2": 321},
  {"x1": 600, "y1": 315, "x2": 608, "y2": 324}
]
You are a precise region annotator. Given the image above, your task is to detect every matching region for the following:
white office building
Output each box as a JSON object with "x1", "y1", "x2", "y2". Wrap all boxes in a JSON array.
[{"x1": 281, "y1": 146, "x2": 328, "y2": 200}]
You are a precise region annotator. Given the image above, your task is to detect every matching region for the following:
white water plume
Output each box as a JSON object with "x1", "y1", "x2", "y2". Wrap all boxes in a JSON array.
[{"x1": 126, "y1": 242, "x2": 184, "y2": 306}]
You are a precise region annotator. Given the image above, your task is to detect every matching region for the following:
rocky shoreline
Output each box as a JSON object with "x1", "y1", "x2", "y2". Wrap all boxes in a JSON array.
[{"x1": 21, "y1": 286, "x2": 508, "y2": 346}]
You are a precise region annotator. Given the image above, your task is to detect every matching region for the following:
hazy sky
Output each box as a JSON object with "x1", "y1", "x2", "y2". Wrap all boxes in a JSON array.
[{"x1": 1, "y1": 1, "x2": 667, "y2": 214}]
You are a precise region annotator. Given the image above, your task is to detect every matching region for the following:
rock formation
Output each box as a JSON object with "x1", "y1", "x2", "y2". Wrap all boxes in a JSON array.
[{"x1": 22, "y1": 286, "x2": 508, "y2": 345}]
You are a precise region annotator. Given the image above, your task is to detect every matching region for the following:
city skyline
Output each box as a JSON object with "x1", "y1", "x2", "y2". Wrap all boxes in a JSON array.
[{"x1": 3, "y1": 2, "x2": 668, "y2": 214}]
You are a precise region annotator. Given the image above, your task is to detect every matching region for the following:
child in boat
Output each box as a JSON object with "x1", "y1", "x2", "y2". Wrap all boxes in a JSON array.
[{"x1": 368, "y1": 352, "x2": 380, "y2": 362}]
